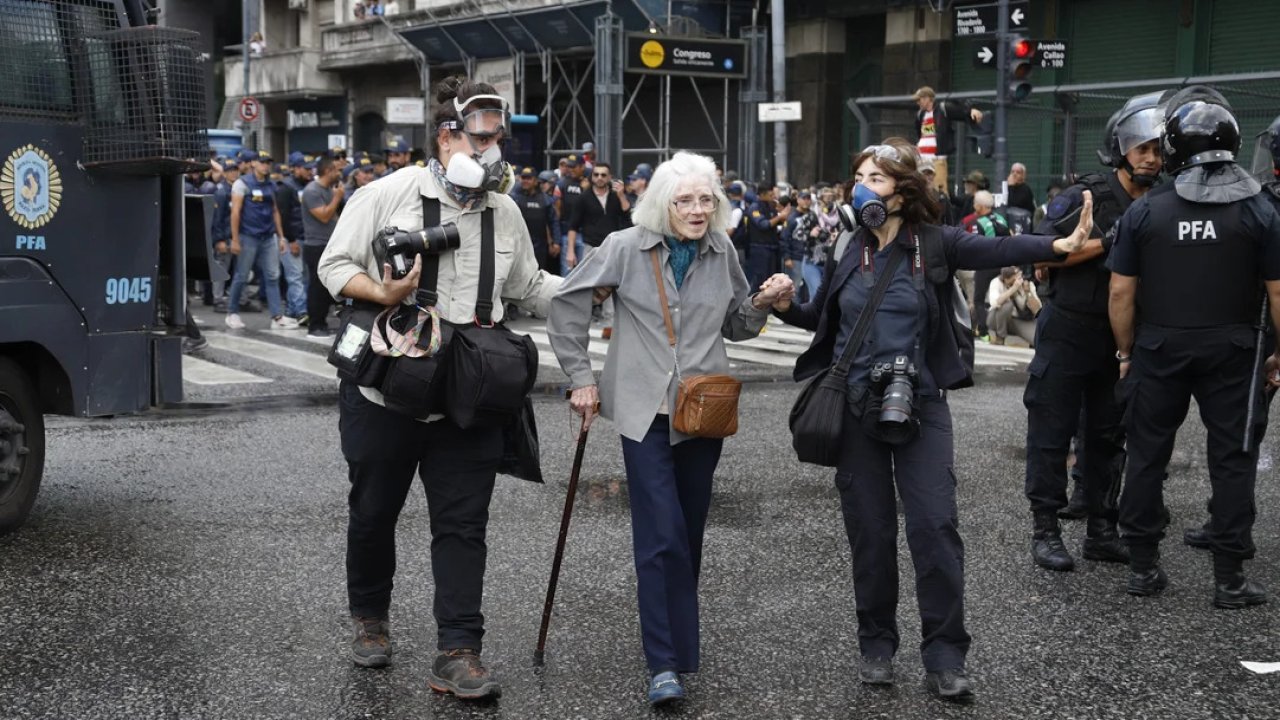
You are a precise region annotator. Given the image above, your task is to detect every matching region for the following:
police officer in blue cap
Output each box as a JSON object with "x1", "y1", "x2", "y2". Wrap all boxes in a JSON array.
[
  {"x1": 1108, "y1": 86, "x2": 1280, "y2": 605},
  {"x1": 384, "y1": 138, "x2": 411, "y2": 175},
  {"x1": 1021, "y1": 92, "x2": 1166, "y2": 573},
  {"x1": 276, "y1": 151, "x2": 317, "y2": 322}
]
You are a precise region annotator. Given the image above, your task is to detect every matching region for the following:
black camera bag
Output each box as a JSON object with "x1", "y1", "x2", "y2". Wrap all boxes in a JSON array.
[
  {"x1": 790, "y1": 241, "x2": 905, "y2": 466},
  {"x1": 328, "y1": 300, "x2": 393, "y2": 387},
  {"x1": 444, "y1": 209, "x2": 538, "y2": 429}
]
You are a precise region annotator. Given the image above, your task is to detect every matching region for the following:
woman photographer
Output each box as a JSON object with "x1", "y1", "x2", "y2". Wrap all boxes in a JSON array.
[
  {"x1": 317, "y1": 76, "x2": 558, "y2": 700},
  {"x1": 548, "y1": 151, "x2": 794, "y2": 706},
  {"x1": 775, "y1": 138, "x2": 1092, "y2": 704}
]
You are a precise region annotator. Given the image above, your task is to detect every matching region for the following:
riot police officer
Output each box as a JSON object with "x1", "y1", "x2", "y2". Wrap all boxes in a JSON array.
[
  {"x1": 1182, "y1": 112, "x2": 1280, "y2": 549},
  {"x1": 1107, "y1": 87, "x2": 1280, "y2": 606},
  {"x1": 1023, "y1": 92, "x2": 1165, "y2": 572}
]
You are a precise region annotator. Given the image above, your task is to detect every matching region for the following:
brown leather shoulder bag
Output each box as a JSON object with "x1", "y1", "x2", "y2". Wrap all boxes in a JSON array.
[{"x1": 650, "y1": 249, "x2": 742, "y2": 439}]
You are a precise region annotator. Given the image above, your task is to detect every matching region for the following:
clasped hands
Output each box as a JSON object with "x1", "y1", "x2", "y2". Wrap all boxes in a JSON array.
[{"x1": 757, "y1": 272, "x2": 796, "y2": 311}]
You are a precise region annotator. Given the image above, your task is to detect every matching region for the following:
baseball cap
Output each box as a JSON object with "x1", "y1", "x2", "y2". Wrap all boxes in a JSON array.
[
  {"x1": 582, "y1": 142, "x2": 595, "y2": 153},
  {"x1": 563, "y1": 154, "x2": 580, "y2": 167},
  {"x1": 537, "y1": 170, "x2": 556, "y2": 182},
  {"x1": 918, "y1": 156, "x2": 936, "y2": 173},
  {"x1": 328, "y1": 146, "x2": 348, "y2": 159},
  {"x1": 727, "y1": 181, "x2": 745, "y2": 196},
  {"x1": 384, "y1": 138, "x2": 410, "y2": 153},
  {"x1": 256, "y1": 149, "x2": 274, "y2": 162},
  {"x1": 519, "y1": 166, "x2": 536, "y2": 177},
  {"x1": 235, "y1": 148, "x2": 257, "y2": 164},
  {"x1": 287, "y1": 151, "x2": 316, "y2": 169},
  {"x1": 965, "y1": 170, "x2": 987, "y2": 184}
]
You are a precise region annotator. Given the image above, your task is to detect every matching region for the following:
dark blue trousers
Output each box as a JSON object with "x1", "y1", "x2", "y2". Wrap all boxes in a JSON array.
[
  {"x1": 747, "y1": 243, "x2": 780, "y2": 290},
  {"x1": 620, "y1": 415, "x2": 723, "y2": 674},
  {"x1": 834, "y1": 396, "x2": 970, "y2": 672},
  {"x1": 1023, "y1": 305, "x2": 1125, "y2": 519}
]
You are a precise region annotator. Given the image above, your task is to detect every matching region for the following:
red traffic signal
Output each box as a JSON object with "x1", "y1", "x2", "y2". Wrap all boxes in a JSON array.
[{"x1": 1008, "y1": 36, "x2": 1036, "y2": 102}]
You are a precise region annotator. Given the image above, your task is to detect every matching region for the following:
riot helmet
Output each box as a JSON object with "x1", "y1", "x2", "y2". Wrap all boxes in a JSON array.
[
  {"x1": 1248, "y1": 114, "x2": 1280, "y2": 180},
  {"x1": 1098, "y1": 91, "x2": 1164, "y2": 186},
  {"x1": 1160, "y1": 85, "x2": 1240, "y2": 176}
]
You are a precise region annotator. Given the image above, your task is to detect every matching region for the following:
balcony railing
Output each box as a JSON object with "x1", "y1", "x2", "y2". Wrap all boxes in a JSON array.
[{"x1": 224, "y1": 48, "x2": 344, "y2": 99}]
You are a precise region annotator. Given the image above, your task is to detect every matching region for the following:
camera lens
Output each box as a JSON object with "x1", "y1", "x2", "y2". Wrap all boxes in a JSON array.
[
  {"x1": 879, "y1": 377, "x2": 914, "y2": 424},
  {"x1": 421, "y1": 223, "x2": 462, "y2": 253}
]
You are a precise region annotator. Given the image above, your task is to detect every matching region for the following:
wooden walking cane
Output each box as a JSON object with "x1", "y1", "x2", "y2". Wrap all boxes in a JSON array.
[{"x1": 534, "y1": 402, "x2": 597, "y2": 664}]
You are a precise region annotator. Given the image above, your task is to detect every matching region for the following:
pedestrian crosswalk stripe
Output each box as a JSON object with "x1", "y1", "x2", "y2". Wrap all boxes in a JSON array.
[
  {"x1": 205, "y1": 332, "x2": 338, "y2": 380},
  {"x1": 182, "y1": 355, "x2": 272, "y2": 385}
]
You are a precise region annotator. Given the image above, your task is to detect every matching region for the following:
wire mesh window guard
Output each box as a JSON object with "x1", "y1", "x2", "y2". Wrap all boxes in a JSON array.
[
  {"x1": 0, "y1": 1, "x2": 207, "y2": 175},
  {"x1": 80, "y1": 25, "x2": 208, "y2": 174}
]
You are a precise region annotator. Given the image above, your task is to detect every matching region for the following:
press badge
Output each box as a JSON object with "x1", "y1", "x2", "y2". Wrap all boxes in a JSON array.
[
  {"x1": 336, "y1": 324, "x2": 370, "y2": 360},
  {"x1": 252, "y1": 189, "x2": 265, "y2": 202}
]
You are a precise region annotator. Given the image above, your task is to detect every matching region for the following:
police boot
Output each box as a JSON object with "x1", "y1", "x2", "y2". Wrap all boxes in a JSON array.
[
  {"x1": 1212, "y1": 555, "x2": 1268, "y2": 610},
  {"x1": 1031, "y1": 512, "x2": 1075, "y2": 571},
  {"x1": 1058, "y1": 478, "x2": 1088, "y2": 520},
  {"x1": 1081, "y1": 516, "x2": 1128, "y2": 563},
  {"x1": 1126, "y1": 545, "x2": 1167, "y2": 597},
  {"x1": 1183, "y1": 524, "x2": 1211, "y2": 549}
]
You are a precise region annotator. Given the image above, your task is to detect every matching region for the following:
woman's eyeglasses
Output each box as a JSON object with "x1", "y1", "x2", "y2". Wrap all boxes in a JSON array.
[{"x1": 672, "y1": 195, "x2": 718, "y2": 212}]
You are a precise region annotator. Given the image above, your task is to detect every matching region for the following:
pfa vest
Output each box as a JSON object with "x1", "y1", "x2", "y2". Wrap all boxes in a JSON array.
[
  {"x1": 1137, "y1": 183, "x2": 1256, "y2": 328},
  {"x1": 239, "y1": 173, "x2": 277, "y2": 238}
]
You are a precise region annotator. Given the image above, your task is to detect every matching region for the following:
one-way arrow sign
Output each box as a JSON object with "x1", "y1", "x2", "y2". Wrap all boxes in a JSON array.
[
  {"x1": 974, "y1": 45, "x2": 994, "y2": 67},
  {"x1": 955, "y1": 0, "x2": 1029, "y2": 37}
]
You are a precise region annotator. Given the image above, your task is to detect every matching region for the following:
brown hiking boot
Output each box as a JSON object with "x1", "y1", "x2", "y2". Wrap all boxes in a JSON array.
[
  {"x1": 351, "y1": 616, "x2": 391, "y2": 668},
  {"x1": 428, "y1": 649, "x2": 502, "y2": 700}
]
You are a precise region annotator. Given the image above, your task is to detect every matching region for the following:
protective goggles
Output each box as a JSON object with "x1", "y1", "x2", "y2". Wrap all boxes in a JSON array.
[
  {"x1": 451, "y1": 94, "x2": 510, "y2": 139},
  {"x1": 861, "y1": 144, "x2": 903, "y2": 163}
]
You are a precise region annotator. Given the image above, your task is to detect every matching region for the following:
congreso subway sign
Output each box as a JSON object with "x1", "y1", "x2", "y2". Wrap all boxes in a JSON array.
[{"x1": 625, "y1": 34, "x2": 748, "y2": 79}]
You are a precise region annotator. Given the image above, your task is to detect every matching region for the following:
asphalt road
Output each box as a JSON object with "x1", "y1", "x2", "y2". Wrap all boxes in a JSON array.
[{"x1": 4, "y1": 369, "x2": 1280, "y2": 719}]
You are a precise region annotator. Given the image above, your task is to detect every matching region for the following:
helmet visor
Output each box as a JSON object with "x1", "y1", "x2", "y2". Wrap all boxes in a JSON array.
[
  {"x1": 1115, "y1": 107, "x2": 1162, "y2": 157},
  {"x1": 453, "y1": 95, "x2": 510, "y2": 139},
  {"x1": 1250, "y1": 132, "x2": 1276, "y2": 179}
]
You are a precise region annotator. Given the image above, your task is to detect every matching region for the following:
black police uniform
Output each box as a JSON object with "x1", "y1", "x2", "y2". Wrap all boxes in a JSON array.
[
  {"x1": 1023, "y1": 172, "x2": 1132, "y2": 561},
  {"x1": 512, "y1": 186, "x2": 556, "y2": 274},
  {"x1": 746, "y1": 199, "x2": 782, "y2": 289},
  {"x1": 1107, "y1": 182, "x2": 1280, "y2": 570}
]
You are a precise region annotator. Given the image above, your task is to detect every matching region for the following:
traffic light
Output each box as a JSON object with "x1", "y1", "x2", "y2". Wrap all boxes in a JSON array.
[{"x1": 1008, "y1": 36, "x2": 1036, "y2": 102}]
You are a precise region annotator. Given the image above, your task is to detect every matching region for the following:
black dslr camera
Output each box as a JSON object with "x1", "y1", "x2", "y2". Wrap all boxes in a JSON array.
[
  {"x1": 869, "y1": 355, "x2": 918, "y2": 425},
  {"x1": 375, "y1": 224, "x2": 462, "y2": 279}
]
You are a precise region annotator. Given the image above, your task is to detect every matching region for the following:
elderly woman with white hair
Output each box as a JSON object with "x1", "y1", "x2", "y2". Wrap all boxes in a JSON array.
[{"x1": 548, "y1": 151, "x2": 794, "y2": 706}]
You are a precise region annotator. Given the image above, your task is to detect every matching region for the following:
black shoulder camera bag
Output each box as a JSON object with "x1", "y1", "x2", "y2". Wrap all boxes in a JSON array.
[
  {"x1": 443, "y1": 209, "x2": 539, "y2": 429},
  {"x1": 789, "y1": 241, "x2": 905, "y2": 467},
  {"x1": 328, "y1": 303, "x2": 393, "y2": 387}
]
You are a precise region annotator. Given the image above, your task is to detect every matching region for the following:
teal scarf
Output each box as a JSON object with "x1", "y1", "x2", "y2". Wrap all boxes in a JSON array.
[{"x1": 665, "y1": 236, "x2": 697, "y2": 289}]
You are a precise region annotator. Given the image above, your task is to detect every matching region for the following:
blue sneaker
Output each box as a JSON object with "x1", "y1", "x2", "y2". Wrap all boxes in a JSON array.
[{"x1": 647, "y1": 671, "x2": 685, "y2": 706}]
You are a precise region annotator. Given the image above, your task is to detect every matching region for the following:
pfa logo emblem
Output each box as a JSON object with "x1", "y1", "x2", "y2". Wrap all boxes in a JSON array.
[{"x1": 1, "y1": 144, "x2": 62, "y2": 229}]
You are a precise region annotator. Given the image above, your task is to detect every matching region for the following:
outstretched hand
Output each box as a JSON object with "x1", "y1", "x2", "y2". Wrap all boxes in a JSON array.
[{"x1": 1052, "y1": 190, "x2": 1093, "y2": 255}]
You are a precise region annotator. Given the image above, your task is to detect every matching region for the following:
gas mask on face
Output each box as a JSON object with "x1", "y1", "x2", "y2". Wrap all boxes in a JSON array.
[
  {"x1": 442, "y1": 93, "x2": 511, "y2": 192},
  {"x1": 837, "y1": 183, "x2": 892, "y2": 231},
  {"x1": 445, "y1": 139, "x2": 506, "y2": 191}
]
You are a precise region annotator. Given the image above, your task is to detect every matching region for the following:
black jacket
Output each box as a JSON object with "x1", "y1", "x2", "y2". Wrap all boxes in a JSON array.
[
  {"x1": 913, "y1": 99, "x2": 974, "y2": 158},
  {"x1": 569, "y1": 189, "x2": 631, "y2": 247},
  {"x1": 779, "y1": 224, "x2": 1060, "y2": 390}
]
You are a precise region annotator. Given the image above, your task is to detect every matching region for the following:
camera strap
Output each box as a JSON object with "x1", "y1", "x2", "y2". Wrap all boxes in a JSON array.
[
  {"x1": 417, "y1": 196, "x2": 443, "y2": 307},
  {"x1": 832, "y1": 241, "x2": 905, "y2": 380},
  {"x1": 475, "y1": 207, "x2": 496, "y2": 326},
  {"x1": 417, "y1": 196, "x2": 497, "y2": 325}
]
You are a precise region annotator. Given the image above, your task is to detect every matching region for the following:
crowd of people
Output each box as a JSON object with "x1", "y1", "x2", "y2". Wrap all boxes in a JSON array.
[{"x1": 182, "y1": 139, "x2": 417, "y2": 345}]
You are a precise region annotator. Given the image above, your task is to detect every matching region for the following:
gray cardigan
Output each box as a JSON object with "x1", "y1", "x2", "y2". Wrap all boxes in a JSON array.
[{"x1": 547, "y1": 225, "x2": 769, "y2": 444}]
